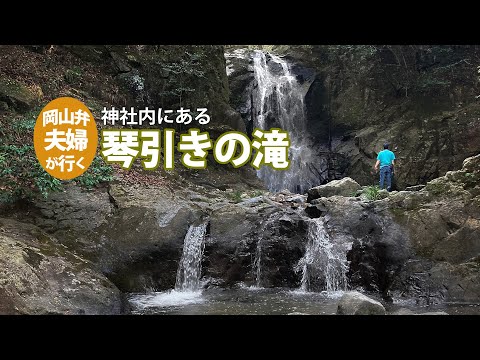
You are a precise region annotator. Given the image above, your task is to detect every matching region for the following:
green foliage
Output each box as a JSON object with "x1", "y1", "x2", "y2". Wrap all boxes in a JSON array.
[
  {"x1": 326, "y1": 45, "x2": 379, "y2": 61},
  {"x1": 75, "y1": 155, "x2": 114, "y2": 188},
  {"x1": 0, "y1": 109, "x2": 63, "y2": 203},
  {"x1": 229, "y1": 190, "x2": 243, "y2": 203},
  {"x1": 252, "y1": 189, "x2": 264, "y2": 197},
  {"x1": 349, "y1": 190, "x2": 360, "y2": 197},
  {"x1": 64, "y1": 66, "x2": 83, "y2": 84},
  {"x1": 362, "y1": 185, "x2": 381, "y2": 201},
  {"x1": 159, "y1": 51, "x2": 207, "y2": 106},
  {"x1": 0, "y1": 110, "x2": 113, "y2": 204},
  {"x1": 0, "y1": 142, "x2": 63, "y2": 203}
]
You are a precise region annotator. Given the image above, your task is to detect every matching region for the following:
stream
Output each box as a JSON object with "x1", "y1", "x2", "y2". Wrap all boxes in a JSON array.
[{"x1": 127, "y1": 287, "x2": 480, "y2": 315}]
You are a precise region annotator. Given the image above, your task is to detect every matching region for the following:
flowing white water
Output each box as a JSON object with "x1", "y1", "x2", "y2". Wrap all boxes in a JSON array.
[
  {"x1": 253, "y1": 239, "x2": 262, "y2": 288},
  {"x1": 175, "y1": 222, "x2": 208, "y2": 291},
  {"x1": 251, "y1": 50, "x2": 319, "y2": 193},
  {"x1": 295, "y1": 218, "x2": 349, "y2": 292},
  {"x1": 129, "y1": 290, "x2": 204, "y2": 309},
  {"x1": 129, "y1": 222, "x2": 208, "y2": 309}
]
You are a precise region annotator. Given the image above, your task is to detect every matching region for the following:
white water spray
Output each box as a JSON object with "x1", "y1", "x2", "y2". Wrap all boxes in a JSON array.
[
  {"x1": 296, "y1": 218, "x2": 350, "y2": 292},
  {"x1": 252, "y1": 50, "x2": 319, "y2": 193},
  {"x1": 175, "y1": 222, "x2": 208, "y2": 291}
]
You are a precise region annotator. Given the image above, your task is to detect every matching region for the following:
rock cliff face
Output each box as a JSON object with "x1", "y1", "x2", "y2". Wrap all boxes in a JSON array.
[
  {"x1": 4, "y1": 170, "x2": 264, "y2": 294},
  {"x1": 304, "y1": 154, "x2": 480, "y2": 303},
  {"x1": 0, "y1": 45, "x2": 244, "y2": 133},
  {"x1": 226, "y1": 45, "x2": 480, "y2": 189},
  {"x1": 201, "y1": 154, "x2": 480, "y2": 304}
]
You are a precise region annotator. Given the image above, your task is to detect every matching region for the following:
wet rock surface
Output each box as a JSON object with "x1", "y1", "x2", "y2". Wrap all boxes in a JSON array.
[
  {"x1": 308, "y1": 154, "x2": 480, "y2": 304},
  {"x1": 0, "y1": 218, "x2": 122, "y2": 314},
  {"x1": 337, "y1": 291, "x2": 386, "y2": 315}
]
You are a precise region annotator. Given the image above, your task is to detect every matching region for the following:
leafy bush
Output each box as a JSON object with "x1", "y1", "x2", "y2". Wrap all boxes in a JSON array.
[
  {"x1": 0, "y1": 143, "x2": 62, "y2": 203},
  {"x1": 229, "y1": 190, "x2": 243, "y2": 203},
  {"x1": 0, "y1": 109, "x2": 61, "y2": 202},
  {"x1": 159, "y1": 51, "x2": 206, "y2": 106},
  {"x1": 0, "y1": 109, "x2": 113, "y2": 203},
  {"x1": 362, "y1": 185, "x2": 382, "y2": 201},
  {"x1": 75, "y1": 155, "x2": 114, "y2": 188},
  {"x1": 64, "y1": 67, "x2": 83, "y2": 84}
]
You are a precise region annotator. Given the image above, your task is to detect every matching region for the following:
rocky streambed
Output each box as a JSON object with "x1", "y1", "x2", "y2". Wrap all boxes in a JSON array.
[{"x1": 1, "y1": 154, "x2": 479, "y2": 314}]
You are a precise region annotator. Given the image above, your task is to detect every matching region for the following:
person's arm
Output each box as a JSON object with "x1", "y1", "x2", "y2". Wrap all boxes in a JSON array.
[{"x1": 374, "y1": 160, "x2": 380, "y2": 171}]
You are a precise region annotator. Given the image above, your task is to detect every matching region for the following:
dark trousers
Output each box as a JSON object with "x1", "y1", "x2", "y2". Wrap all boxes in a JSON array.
[{"x1": 379, "y1": 166, "x2": 392, "y2": 191}]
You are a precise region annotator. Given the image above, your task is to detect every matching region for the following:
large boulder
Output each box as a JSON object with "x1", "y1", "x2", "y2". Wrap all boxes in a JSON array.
[
  {"x1": 307, "y1": 177, "x2": 362, "y2": 202},
  {"x1": 204, "y1": 197, "x2": 308, "y2": 288},
  {"x1": 337, "y1": 291, "x2": 386, "y2": 315},
  {"x1": 386, "y1": 154, "x2": 480, "y2": 303},
  {"x1": 0, "y1": 77, "x2": 39, "y2": 111},
  {"x1": 312, "y1": 154, "x2": 480, "y2": 304},
  {"x1": 0, "y1": 218, "x2": 121, "y2": 314},
  {"x1": 27, "y1": 182, "x2": 203, "y2": 293},
  {"x1": 308, "y1": 196, "x2": 410, "y2": 298}
]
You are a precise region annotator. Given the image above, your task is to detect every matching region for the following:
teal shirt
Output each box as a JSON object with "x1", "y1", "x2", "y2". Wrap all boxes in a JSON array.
[{"x1": 377, "y1": 149, "x2": 395, "y2": 168}]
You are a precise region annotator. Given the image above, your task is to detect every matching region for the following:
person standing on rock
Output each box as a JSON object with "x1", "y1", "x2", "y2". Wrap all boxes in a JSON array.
[{"x1": 374, "y1": 143, "x2": 395, "y2": 191}]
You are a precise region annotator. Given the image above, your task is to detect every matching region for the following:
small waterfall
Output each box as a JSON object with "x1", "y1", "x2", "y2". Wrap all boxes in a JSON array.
[
  {"x1": 175, "y1": 222, "x2": 208, "y2": 291},
  {"x1": 251, "y1": 50, "x2": 319, "y2": 194},
  {"x1": 295, "y1": 218, "x2": 349, "y2": 292},
  {"x1": 253, "y1": 239, "x2": 262, "y2": 287}
]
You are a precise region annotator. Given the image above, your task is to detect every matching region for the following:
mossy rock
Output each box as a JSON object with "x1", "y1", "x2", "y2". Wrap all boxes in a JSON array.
[
  {"x1": 425, "y1": 178, "x2": 451, "y2": 196},
  {"x1": 0, "y1": 101, "x2": 8, "y2": 111},
  {"x1": 0, "y1": 77, "x2": 39, "y2": 111},
  {"x1": 0, "y1": 217, "x2": 122, "y2": 314}
]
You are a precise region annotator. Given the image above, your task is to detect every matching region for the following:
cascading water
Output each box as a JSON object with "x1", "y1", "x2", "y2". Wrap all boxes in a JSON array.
[
  {"x1": 175, "y1": 222, "x2": 208, "y2": 291},
  {"x1": 127, "y1": 222, "x2": 208, "y2": 309},
  {"x1": 253, "y1": 239, "x2": 262, "y2": 288},
  {"x1": 295, "y1": 218, "x2": 350, "y2": 292},
  {"x1": 251, "y1": 50, "x2": 320, "y2": 194}
]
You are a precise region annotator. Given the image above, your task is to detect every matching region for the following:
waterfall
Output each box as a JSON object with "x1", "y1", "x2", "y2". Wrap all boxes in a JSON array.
[
  {"x1": 295, "y1": 218, "x2": 349, "y2": 292},
  {"x1": 251, "y1": 50, "x2": 319, "y2": 194},
  {"x1": 253, "y1": 239, "x2": 262, "y2": 287},
  {"x1": 175, "y1": 222, "x2": 208, "y2": 291}
]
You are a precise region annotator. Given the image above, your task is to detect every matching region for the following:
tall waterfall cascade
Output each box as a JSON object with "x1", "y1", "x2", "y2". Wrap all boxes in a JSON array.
[{"x1": 251, "y1": 50, "x2": 320, "y2": 194}]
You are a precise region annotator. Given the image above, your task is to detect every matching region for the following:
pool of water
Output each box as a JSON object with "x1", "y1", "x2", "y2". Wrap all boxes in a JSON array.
[
  {"x1": 128, "y1": 287, "x2": 342, "y2": 315},
  {"x1": 127, "y1": 287, "x2": 480, "y2": 315}
]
